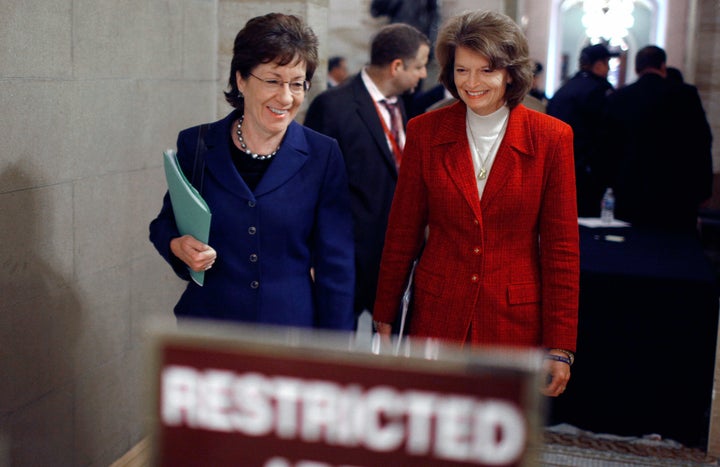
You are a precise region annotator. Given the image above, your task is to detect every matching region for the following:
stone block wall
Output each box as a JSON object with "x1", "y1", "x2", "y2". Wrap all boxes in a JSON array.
[{"x1": 0, "y1": 1, "x2": 216, "y2": 465}]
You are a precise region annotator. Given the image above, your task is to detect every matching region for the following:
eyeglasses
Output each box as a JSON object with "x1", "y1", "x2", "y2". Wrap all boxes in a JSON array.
[{"x1": 248, "y1": 73, "x2": 311, "y2": 95}]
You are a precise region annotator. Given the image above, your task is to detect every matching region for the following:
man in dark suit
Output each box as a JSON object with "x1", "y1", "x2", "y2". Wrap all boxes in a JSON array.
[
  {"x1": 304, "y1": 23, "x2": 430, "y2": 319},
  {"x1": 604, "y1": 45, "x2": 713, "y2": 232},
  {"x1": 547, "y1": 43, "x2": 619, "y2": 217}
]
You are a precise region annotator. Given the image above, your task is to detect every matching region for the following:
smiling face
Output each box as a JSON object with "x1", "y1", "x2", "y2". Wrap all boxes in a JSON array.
[
  {"x1": 237, "y1": 59, "x2": 307, "y2": 139},
  {"x1": 454, "y1": 46, "x2": 510, "y2": 116}
]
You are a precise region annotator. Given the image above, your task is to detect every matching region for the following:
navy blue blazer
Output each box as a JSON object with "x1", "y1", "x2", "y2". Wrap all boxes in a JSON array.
[
  {"x1": 149, "y1": 110, "x2": 355, "y2": 330},
  {"x1": 304, "y1": 74, "x2": 405, "y2": 315}
]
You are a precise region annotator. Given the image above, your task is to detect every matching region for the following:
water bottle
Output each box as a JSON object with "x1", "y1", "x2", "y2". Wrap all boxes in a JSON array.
[{"x1": 600, "y1": 188, "x2": 615, "y2": 224}]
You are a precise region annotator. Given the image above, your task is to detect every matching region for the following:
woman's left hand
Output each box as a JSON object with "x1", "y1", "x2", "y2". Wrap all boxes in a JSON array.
[{"x1": 541, "y1": 353, "x2": 571, "y2": 397}]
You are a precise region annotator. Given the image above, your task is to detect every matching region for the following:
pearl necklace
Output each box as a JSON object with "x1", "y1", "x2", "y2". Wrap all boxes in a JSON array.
[{"x1": 236, "y1": 116, "x2": 280, "y2": 160}]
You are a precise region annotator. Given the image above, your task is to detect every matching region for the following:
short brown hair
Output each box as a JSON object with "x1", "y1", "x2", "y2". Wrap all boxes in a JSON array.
[
  {"x1": 436, "y1": 10, "x2": 533, "y2": 109},
  {"x1": 224, "y1": 13, "x2": 319, "y2": 108},
  {"x1": 370, "y1": 23, "x2": 430, "y2": 67}
]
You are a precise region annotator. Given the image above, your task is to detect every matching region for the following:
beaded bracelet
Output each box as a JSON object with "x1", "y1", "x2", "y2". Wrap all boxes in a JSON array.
[
  {"x1": 549, "y1": 348, "x2": 575, "y2": 365},
  {"x1": 545, "y1": 354, "x2": 572, "y2": 366}
]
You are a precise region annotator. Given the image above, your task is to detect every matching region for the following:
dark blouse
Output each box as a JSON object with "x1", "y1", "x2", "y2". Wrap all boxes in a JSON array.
[{"x1": 229, "y1": 132, "x2": 274, "y2": 191}]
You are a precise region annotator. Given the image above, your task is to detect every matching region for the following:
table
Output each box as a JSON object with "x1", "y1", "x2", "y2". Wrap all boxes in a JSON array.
[{"x1": 549, "y1": 226, "x2": 719, "y2": 448}]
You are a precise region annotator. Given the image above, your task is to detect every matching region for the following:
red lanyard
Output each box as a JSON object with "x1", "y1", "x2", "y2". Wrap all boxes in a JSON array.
[{"x1": 373, "y1": 100, "x2": 403, "y2": 167}]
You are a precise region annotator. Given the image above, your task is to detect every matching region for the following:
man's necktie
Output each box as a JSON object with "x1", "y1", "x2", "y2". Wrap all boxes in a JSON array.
[{"x1": 380, "y1": 99, "x2": 403, "y2": 165}]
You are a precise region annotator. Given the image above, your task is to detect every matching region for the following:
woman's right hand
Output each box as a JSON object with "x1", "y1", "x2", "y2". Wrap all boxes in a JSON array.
[
  {"x1": 170, "y1": 235, "x2": 217, "y2": 272},
  {"x1": 370, "y1": 320, "x2": 394, "y2": 355},
  {"x1": 373, "y1": 320, "x2": 393, "y2": 344}
]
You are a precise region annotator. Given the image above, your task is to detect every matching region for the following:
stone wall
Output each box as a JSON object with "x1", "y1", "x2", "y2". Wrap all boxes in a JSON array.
[{"x1": 0, "y1": 1, "x2": 217, "y2": 465}]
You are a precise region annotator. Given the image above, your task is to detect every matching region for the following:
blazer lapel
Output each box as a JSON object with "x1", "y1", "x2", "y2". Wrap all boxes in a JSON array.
[
  {"x1": 202, "y1": 113, "x2": 311, "y2": 200},
  {"x1": 353, "y1": 76, "x2": 399, "y2": 175},
  {"x1": 254, "y1": 121, "x2": 309, "y2": 197},
  {"x1": 437, "y1": 103, "x2": 483, "y2": 220},
  {"x1": 480, "y1": 106, "x2": 535, "y2": 209},
  {"x1": 203, "y1": 113, "x2": 254, "y2": 200}
]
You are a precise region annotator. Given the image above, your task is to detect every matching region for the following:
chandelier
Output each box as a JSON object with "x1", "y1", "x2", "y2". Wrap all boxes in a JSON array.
[{"x1": 582, "y1": 0, "x2": 635, "y2": 44}]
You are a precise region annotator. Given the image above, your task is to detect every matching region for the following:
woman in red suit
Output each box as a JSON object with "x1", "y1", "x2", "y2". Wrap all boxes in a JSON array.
[{"x1": 372, "y1": 10, "x2": 579, "y2": 397}]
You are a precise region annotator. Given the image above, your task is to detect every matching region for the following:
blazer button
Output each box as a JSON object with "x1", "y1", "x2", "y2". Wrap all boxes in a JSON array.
[
  {"x1": 471, "y1": 274, "x2": 479, "y2": 282},
  {"x1": 248, "y1": 226, "x2": 257, "y2": 235},
  {"x1": 249, "y1": 253, "x2": 258, "y2": 262},
  {"x1": 473, "y1": 219, "x2": 479, "y2": 225},
  {"x1": 250, "y1": 280, "x2": 259, "y2": 289},
  {"x1": 248, "y1": 200, "x2": 256, "y2": 207},
  {"x1": 473, "y1": 246, "x2": 482, "y2": 255}
]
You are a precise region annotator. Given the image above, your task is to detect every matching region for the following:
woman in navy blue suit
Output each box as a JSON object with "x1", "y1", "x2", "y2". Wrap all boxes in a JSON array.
[{"x1": 149, "y1": 13, "x2": 355, "y2": 330}]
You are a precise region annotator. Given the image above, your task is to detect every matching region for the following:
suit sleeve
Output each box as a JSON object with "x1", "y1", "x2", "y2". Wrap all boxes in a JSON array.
[
  {"x1": 311, "y1": 139, "x2": 356, "y2": 330},
  {"x1": 373, "y1": 117, "x2": 429, "y2": 325},
  {"x1": 538, "y1": 121, "x2": 579, "y2": 351}
]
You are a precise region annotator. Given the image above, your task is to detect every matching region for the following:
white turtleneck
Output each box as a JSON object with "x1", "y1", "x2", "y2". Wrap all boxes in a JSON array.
[{"x1": 466, "y1": 105, "x2": 510, "y2": 198}]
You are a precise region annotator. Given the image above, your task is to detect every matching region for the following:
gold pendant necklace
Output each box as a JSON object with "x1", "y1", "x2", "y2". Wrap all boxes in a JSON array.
[{"x1": 467, "y1": 117, "x2": 489, "y2": 180}]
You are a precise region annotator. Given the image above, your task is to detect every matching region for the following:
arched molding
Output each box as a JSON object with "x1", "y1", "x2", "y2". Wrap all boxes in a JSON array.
[{"x1": 546, "y1": 0, "x2": 666, "y2": 95}]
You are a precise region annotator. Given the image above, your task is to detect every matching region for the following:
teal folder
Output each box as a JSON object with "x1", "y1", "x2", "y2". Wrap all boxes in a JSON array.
[{"x1": 162, "y1": 149, "x2": 212, "y2": 286}]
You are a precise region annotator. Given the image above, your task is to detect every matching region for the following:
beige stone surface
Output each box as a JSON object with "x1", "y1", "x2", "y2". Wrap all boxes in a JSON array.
[
  {"x1": 0, "y1": 0, "x2": 217, "y2": 464},
  {"x1": 0, "y1": 2, "x2": 73, "y2": 79}
]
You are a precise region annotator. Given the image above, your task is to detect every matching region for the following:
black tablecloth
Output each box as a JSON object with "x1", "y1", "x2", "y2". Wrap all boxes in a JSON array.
[{"x1": 549, "y1": 226, "x2": 719, "y2": 448}]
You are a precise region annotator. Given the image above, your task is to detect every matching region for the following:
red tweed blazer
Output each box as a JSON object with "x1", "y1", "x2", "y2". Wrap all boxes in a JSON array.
[{"x1": 374, "y1": 101, "x2": 579, "y2": 351}]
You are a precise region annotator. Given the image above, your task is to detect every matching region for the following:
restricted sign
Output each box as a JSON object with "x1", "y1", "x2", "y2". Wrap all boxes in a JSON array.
[{"x1": 149, "y1": 324, "x2": 543, "y2": 466}]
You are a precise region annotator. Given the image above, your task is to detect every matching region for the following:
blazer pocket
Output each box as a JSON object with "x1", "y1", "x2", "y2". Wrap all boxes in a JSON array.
[
  {"x1": 507, "y1": 282, "x2": 540, "y2": 305},
  {"x1": 413, "y1": 264, "x2": 444, "y2": 298}
]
